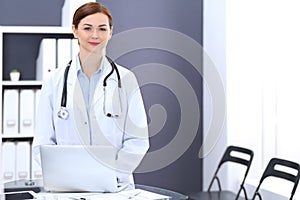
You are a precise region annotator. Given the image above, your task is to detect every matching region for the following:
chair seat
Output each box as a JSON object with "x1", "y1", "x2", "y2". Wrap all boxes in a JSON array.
[{"x1": 188, "y1": 190, "x2": 246, "y2": 200}]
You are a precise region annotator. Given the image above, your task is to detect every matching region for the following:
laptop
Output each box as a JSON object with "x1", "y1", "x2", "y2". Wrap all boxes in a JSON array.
[{"x1": 40, "y1": 145, "x2": 121, "y2": 193}]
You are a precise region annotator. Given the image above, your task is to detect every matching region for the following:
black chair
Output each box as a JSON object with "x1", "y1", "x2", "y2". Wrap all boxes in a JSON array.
[
  {"x1": 251, "y1": 158, "x2": 300, "y2": 200},
  {"x1": 135, "y1": 184, "x2": 188, "y2": 200},
  {"x1": 188, "y1": 145, "x2": 254, "y2": 200}
]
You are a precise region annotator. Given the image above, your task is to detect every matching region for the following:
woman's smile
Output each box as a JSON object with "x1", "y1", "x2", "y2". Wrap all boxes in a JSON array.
[{"x1": 88, "y1": 42, "x2": 101, "y2": 46}]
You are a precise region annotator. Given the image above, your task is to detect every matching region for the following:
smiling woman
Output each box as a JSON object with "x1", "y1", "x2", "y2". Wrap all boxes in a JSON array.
[
  {"x1": 72, "y1": 3, "x2": 113, "y2": 78},
  {"x1": 0, "y1": 0, "x2": 203, "y2": 194},
  {"x1": 72, "y1": 12, "x2": 112, "y2": 78},
  {"x1": 32, "y1": 2, "x2": 150, "y2": 190}
]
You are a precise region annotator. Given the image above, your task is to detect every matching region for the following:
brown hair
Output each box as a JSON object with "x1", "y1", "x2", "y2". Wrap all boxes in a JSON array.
[{"x1": 72, "y1": 2, "x2": 113, "y2": 29}]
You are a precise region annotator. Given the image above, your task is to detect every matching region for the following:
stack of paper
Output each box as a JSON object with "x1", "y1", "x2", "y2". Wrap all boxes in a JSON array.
[
  {"x1": 116, "y1": 189, "x2": 171, "y2": 200},
  {"x1": 33, "y1": 189, "x2": 170, "y2": 200}
]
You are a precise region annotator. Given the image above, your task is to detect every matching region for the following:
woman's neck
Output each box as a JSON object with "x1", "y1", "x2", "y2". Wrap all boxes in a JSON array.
[{"x1": 79, "y1": 51, "x2": 103, "y2": 79}]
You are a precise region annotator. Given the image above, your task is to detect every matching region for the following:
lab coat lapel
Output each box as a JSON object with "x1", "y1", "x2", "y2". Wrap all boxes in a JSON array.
[
  {"x1": 91, "y1": 57, "x2": 111, "y2": 106},
  {"x1": 92, "y1": 57, "x2": 123, "y2": 117},
  {"x1": 67, "y1": 60, "x2": 86, "y2": 114},
  {"x1": 68, "y1": 60, "x2": 90, "y2": 145}
]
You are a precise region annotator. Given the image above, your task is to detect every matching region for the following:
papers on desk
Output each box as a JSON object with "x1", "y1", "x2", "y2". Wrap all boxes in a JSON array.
[{"x1": 34, "y1": 189, "x2": 170, "y2": 200}]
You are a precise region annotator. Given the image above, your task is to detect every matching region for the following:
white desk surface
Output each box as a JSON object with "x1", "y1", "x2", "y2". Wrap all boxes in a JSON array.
[{"x1": 32, "y1": 188, "x2": 170, "y2": 200}]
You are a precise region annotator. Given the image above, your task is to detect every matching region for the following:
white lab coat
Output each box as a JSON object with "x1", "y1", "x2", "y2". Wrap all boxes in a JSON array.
[{"x1": 32, "y1": 55, "x2": 149, "y2": 187}]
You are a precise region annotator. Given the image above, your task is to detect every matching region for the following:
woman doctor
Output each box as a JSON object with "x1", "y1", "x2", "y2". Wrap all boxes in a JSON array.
[{"x1": 32, "y1": 2, "x2": 149, "y2": 188}]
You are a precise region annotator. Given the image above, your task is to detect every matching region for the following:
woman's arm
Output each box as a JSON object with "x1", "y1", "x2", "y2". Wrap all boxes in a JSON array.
[
  {"x1": 32, "y1": 81, "x2": 56, "y2": 164},
  {"x1": 116, "y1": 70, "x2": 150, "y2": 174}
]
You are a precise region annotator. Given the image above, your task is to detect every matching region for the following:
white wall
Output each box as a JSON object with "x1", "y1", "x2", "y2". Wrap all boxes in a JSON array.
[
  {"x1": 205, "y1": 0, "x2": 300, "y2": 198},
  {"x1": 226, "y1": 0, "x2": 300, "y2": 198},
  {"x1": 226, "y1": 0, "x2": 265, "y2": 188},
  {"x1": 203, "y1": 0, "x2": 228, "y2": 190}
]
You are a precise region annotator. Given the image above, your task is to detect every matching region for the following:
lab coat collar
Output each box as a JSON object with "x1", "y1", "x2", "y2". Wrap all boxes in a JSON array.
[
  {"x1": 91, "y1": 57, "x2": 115, "y2": 106},
  {"x1": 67, "y1": 55, "x2": 117, "y2": 110},
  {"x1": 67, "y1": 54, "x2": 111, "y2": 86},
  {"x1": 75, "y1": 54, "x2": 104, "y2": 76}
]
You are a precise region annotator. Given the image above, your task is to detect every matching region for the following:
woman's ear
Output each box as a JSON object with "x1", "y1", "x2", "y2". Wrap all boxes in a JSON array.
[
  {"x1": 108, "y1": 26, "x2": 113, "y2": 40},
  {"x1": 72, "y1": 25, "x2": 78, "y2": 38}
]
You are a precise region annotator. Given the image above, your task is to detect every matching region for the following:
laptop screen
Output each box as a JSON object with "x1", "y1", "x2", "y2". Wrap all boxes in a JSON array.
[{"x1": 40, "y1": 145, "x2": 119, "y2": 192}]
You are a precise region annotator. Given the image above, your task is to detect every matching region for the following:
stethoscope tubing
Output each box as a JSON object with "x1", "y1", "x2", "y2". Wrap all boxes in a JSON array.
[{"x1": 58, "y1": 56, "x2": 121, "y2": 119}]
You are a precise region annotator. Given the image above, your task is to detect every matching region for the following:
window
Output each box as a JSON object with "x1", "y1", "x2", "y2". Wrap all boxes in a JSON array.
[{"x1": 226, "y1": 0, "x2": 300, "y2": 197}]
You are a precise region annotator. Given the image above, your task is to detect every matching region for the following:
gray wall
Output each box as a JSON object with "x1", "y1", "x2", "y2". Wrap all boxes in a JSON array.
[{"x1": 0, "y1": 0, "x2": 203, "y2": 194}]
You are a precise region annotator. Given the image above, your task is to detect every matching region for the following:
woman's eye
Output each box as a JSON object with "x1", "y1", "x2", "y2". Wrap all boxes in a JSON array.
[
  {"x1": 99, "y1": 28, "x2": 107, "y2": 31},
  {"x1": 83, "y1": 27, "x2": 92, "y2": 31}
]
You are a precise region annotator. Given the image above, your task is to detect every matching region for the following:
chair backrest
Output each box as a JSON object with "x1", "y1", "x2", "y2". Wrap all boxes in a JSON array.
[
  {"x1": 252, "y1": 158, "x2": 300, "y2": 200},
  {"x1": 208, "y1": 145, "x2": 254, "y2": 200}
]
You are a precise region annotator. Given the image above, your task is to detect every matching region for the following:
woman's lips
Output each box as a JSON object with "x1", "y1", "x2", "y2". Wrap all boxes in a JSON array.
[{"x1": 89, "y1": 42, "x2": 100, "y2": 46}]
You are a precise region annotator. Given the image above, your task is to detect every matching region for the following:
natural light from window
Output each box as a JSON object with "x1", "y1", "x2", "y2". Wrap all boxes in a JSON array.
[{"x1": 227, "y1": 0, "x2": 300, "y2": 198}]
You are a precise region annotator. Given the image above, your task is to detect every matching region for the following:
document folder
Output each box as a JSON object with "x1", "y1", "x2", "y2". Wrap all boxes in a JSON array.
[
  {"x1": 3, "y1": 89, "x2": 19, "y2": 135},
  {"x1": 31, "y1": 155, "x2": 43, "y2": 180},
  {"x1": 19, "y1": 89, "x2": 35, "y2": 135},
  {"x1": 2, "y1": 142, "x2": 16, "y2": 182},
  {"x1": 16, "y1": 142, "x2": 30, "y2": 180},
  {"x1": 72, "y1": 38, "x2": 80, "y2": 57},
  {"x1": 34, "y1": 89, "x2": 41, "y2": 129},
  {"x1": 57, "y1": 38, "x2": 72, "y2": 68},
  {"x1": 61, "y1": 0, "x2": 94, "y2": 27},
  {"x1": 36, "y1": 38, "x2": 56, "y2": 81}
]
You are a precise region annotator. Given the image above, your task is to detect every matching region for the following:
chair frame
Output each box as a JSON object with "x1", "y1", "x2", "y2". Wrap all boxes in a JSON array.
[
  {"x1": 251, "y1": 158, "x2": 300, "y2": 200},
  {"x1": 207, "y1": 145, "x2": 254, "y2": 200}
]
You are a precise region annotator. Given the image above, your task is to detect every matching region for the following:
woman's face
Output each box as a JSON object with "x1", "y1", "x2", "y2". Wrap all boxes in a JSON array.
[{"x1": 72, "y1": 12, "x2": 112, "y2": 56}]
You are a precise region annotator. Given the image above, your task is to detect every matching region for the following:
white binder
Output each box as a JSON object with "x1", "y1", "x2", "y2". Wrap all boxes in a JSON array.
[
  {"x1": 35, "y1": 89, "x2": 41, "y2": 122},
  {"x1": 2, "y1": 142, "x2": 16, "y2": 182},
  {"x1": 33, "y1": 90, "x2": 43, "y2": 180},
  {"x1": 71, "y1": 38, "x2": 80, "y2": 58},
  {"x1": 3, "y1": 89, "x2": 19, "y2": 135},
  {"x1": 20, "y1": 89, "x2": 35, "y2": 135},
  {"x1": 31, "y1": 154, "x2": 43, "y2": 180},
  {"x1": 57, "y1": 38, "x2": 72, "y2": 68},
  {"x1": 16, "y1": 142, "x2": 30, "y2": 180},
  {"x1": 61, "y1": 0, "x2": 95, "y2": 27},
  {"x1": 36, "y1": 38, "x2": 56, "y2": 81}
]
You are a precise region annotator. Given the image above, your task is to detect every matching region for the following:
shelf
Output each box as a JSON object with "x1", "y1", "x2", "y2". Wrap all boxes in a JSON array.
[
  {"x1": 2, "y1": 134, "x2": 34, "y2": 139},
  {"x1": 0, "y1": 26, "x2": 73, "y2": 34},
  {"x1": 2, "y1": 80, "x2": 43, "y2": 86},
  {"x1": 0, "y1": 25, "x2": 69, "y2": 181}
]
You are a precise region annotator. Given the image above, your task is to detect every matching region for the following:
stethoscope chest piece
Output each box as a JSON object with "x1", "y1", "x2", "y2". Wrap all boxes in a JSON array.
[{"x1": 58, "y1": 107, "x2": 69, "y2": 120}]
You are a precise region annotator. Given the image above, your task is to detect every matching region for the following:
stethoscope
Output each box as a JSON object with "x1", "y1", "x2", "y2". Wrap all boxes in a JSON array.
[{"x1": 57, "y1": 56, "x2": 122, "y2": 120}]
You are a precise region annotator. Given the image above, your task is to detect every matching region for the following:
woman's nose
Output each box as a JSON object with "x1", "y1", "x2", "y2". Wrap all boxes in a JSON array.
[{"x1": 91, "y1": 29, "x2": 99, "y2": 38}]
